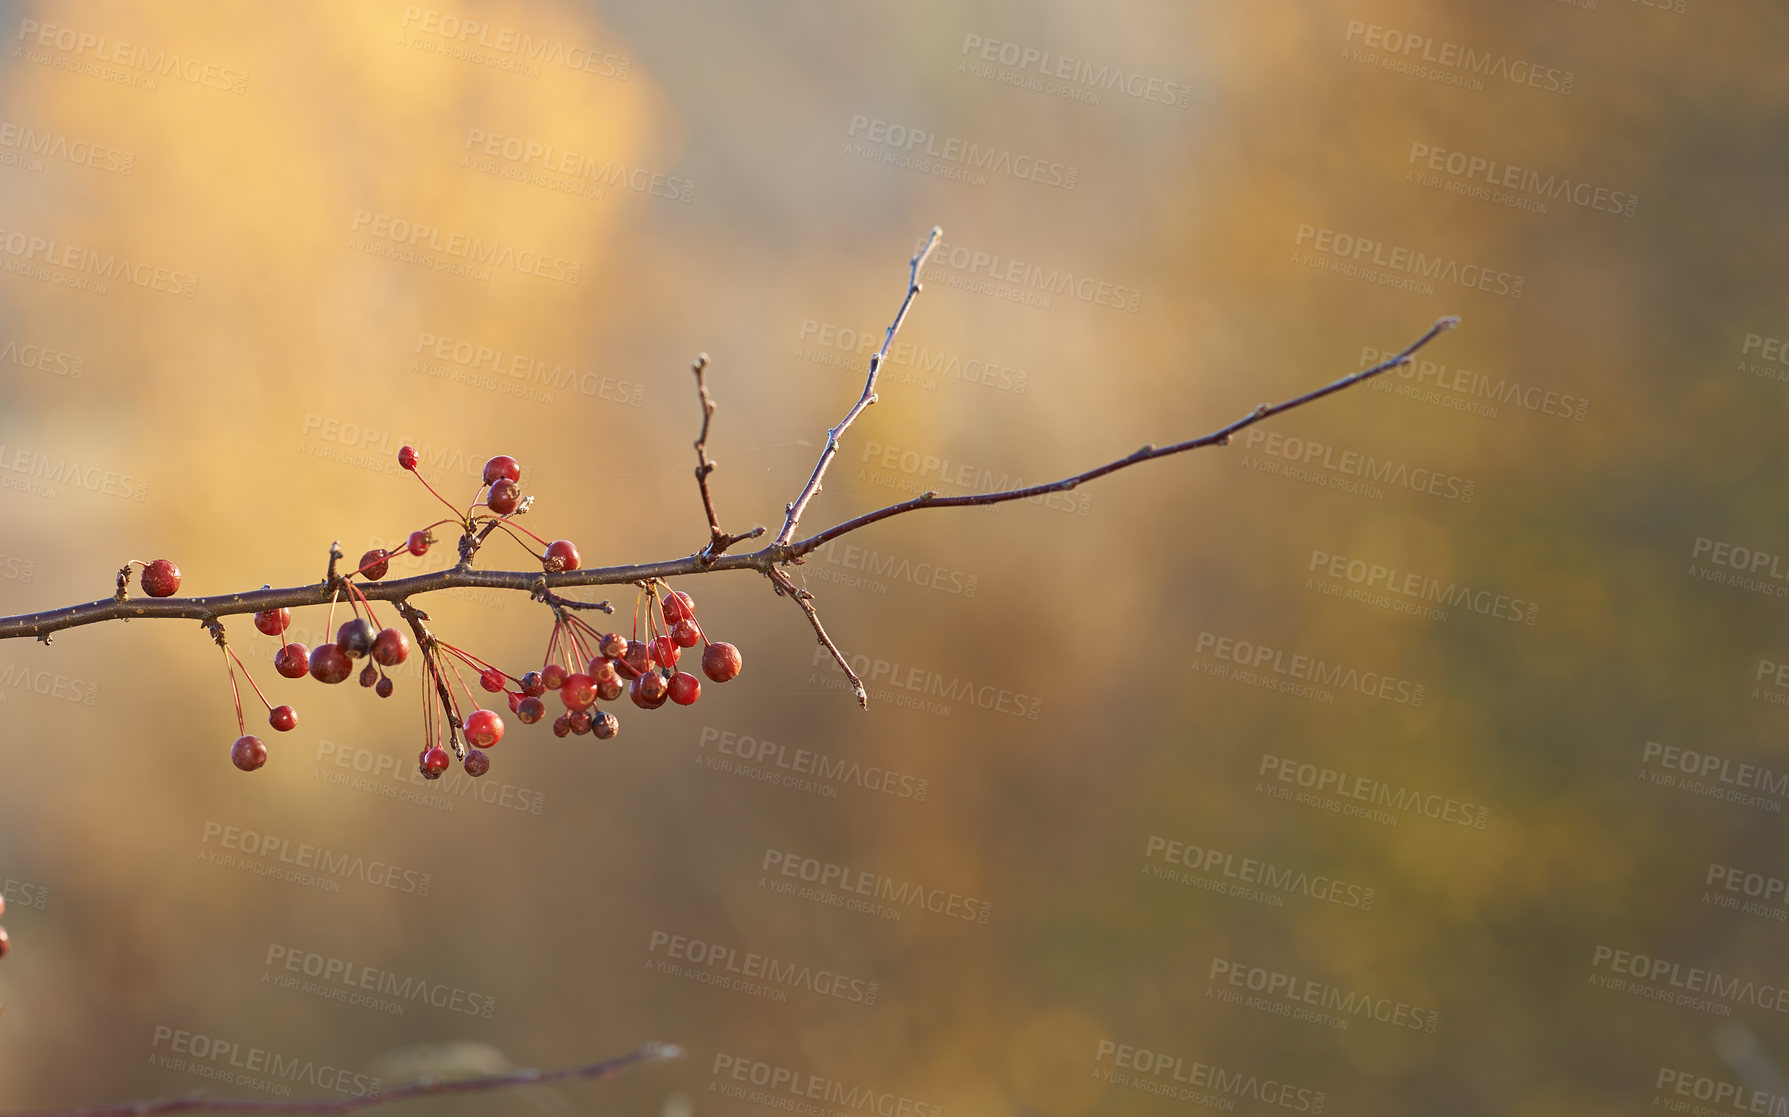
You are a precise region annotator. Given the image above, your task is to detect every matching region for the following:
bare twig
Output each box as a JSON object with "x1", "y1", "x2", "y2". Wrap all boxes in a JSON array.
[
  {"x1": 774, "y1": 226, "x2": 941, "y2": 549},
  {"x1": 690, "y1": 353, "x2": 765, "y2": 562},
  {"x1": 0, "y1": 1043, "x2": 681, "y2": 1117},
  {"x1": 766, "y1": 567, "x2": 866, "y2": 709}
]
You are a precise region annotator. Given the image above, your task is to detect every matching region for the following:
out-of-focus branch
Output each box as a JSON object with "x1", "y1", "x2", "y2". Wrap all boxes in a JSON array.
[{"x1": 0, "y1": 1043, "x2": 681, "y2": 1117}]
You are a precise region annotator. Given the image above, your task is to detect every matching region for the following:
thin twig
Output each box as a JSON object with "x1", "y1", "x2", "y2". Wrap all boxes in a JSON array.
[
  {"x1": 0, "y1": 1043, "x2": 681, "y2": 1117},
  {"x1": 774, "y1": 226, "x2": 941, "y2": 548},
  {"x1": 766, "y1": 567, "x2": 866, "y2": 709},
  {"x1": 690, "y1": 353, "x2": 766, "y2": 562}
]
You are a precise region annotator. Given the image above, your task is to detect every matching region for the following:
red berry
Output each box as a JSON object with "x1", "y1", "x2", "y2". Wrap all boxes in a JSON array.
[
  {"x1": 274, "y1": 642, "x2": 310, "y2": 679},
  {"x1": 479, "y1": 667, "x2": 505, "y2": 692},
  {"x1": 541, "y1": 663, "x2": 568, "y2": 690},
  {"x1": 663, "y1": 590, "x2": 695, "y2": 624},
  {"x1": 631, "y1": 672, "x2": 669, "y2": 709},
  {"x1": 552, "y1": 714, "x2": 572, "y2": 737},
  {"x1": 545, "y1": 540, "x2": 580, "y2": 572},
  {"x1": 376, "y1": 676, "x2": 394, "y2": 698},
  {"x1": 359, "y1": 548, "x2": 390, "y2": 580},
  {"x1": 141, "y1": 559, "x2": 181, "y2": 597},
  {"x1": 359, "y1": 663, "x2": 378, "y2": 687},
  {"x1": 398, "y1": 445, "x2": 419, "y2": 470},
  {"x1": 0, "y1": 926, "x2": 10, "y2": 958},
  {"x1": 231, "y1": 735, "x2": 268, "y2": 772},
  {"x1": 519, "y1": 671, "x2": 546, "y2": 697},
  {"x1": 407, "y1": 530, "x2": 430, "y2": 557},
  {"x1": 422, "y1": 746, "x2": 451, "y2": 774},
  {"x1": 487, "y1": 477, "x2": 521, "y2": 515},
  {"x1": 590, "y1": 659, "x2": 620, "y2": 687},
  {"x1": 599, "y1": 632, "x2": 628, "y2": 659},
  {"x1": 254, "y1": 608, "x2": 291, "y2": 637},
  {"x1": 464, "y1": 709, "x2": 505, "y2": 748},
  {"x1": 596, "y1": 675, "x2": 623, "y2": 702},
  {"x1": 702, "y1": 642, "x2": 742, "y2": 683},
  {"x1": 482, "y1": 455, "x2": 521, "y2": 485},
  {"x1": 569, "y1": 710, "x2": 593, "y2": 734},
  {"x1": 464, "y1": 749, "x2": 490, "y2": 777},
  {"x1": 561, "y1": 673, "x2": 597, "y2": 711},
  {"x1": 615, "y1": 640, "x2": 650, "y2": 680},
  {"x1": 506, "y1": 691, "x2": 521, "y2": 713},
  {"x1": 592, "y1": 710, "x2": 619, "y2": 739},
  {"x1": 517, "y1": 696, "x2": 547, "y2": 724},
  {"x1": 371, "y1": 628, "x2": 409, "y2": 666},
  {"x1": 672, "y1": 618, "x2": 701, "y2": 648},
  {"x1": 336, "y1": 618, "x2": 377, "y2": 659},
  {"x1": 650, "y1": 636, "x2": 680, "y2": 668},
  {"x1": 309, "y1": 643, "x2": 352, "y2": 684},
  {"x1": 668, "y1": 671, "x2": 701, "y2": 705},
  {"x1": 269, "y1": 705, "x2": 297, "y2": 732}
]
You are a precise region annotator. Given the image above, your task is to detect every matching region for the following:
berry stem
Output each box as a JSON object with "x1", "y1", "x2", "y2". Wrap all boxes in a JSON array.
[
  {"x1": 226, "y1": 646, "x2": 275, "y2": 712},
  {"x1": 221, "y1": 645, "x2": 246, "y2": 736}
]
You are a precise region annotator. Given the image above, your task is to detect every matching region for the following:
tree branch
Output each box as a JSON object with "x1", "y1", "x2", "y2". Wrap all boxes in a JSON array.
[
  {"x1": 0, "y1": 1043, "x2": 680, "y2": 1117},
  {"x1": 766, "y1": 567, "x2": 866, "y2": 709},
  {"x1": 689, "y1": 353, "x2": 764, "y2": 562}
]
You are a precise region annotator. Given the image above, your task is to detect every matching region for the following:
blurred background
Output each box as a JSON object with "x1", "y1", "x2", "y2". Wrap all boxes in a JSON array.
[{"x1": 0, "y1": 1, "x2": 1781, "y2": 1113}]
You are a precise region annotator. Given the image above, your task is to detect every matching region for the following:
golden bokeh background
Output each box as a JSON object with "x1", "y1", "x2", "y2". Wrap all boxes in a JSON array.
[{"x1": 0, "y1": 1, "x2": 1784, "y2": 1113}]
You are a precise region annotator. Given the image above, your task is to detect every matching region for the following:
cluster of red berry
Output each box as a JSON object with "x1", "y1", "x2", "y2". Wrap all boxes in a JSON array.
[{"x1": 125, "y1": 450, "x2": 744, "y2": 778}]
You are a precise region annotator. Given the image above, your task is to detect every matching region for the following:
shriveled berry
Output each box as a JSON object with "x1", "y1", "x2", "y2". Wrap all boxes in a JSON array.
[
  {"x1": 599, "y1": 632, "x2": 628, "y2": 659},
  {"x1": 650, "y1": 636, "x2": 680, "y2": 668},
  {"x1": 254, "y1": 608, "x2": 291, "y2": 637},
  {"x1": 309, "y1": 643, "x2": 352, "y2": 684},
  {"x1": 359, "y1": 548, "x2": 390, "y2": 580},
  {"x1": 358, "y1": 663, "x2": 378, "y2": 687},
  {"x1": 631, "y1": 672, "x2": 669, "y2": 709},
  {"x1": 542, "y1": 663, "x2": 568, "y2": 690},
  {"x1": 561, "y1": 673, "x2": 597, "y2": 711},
  {"x1": 482, "y1": 455, "x2": 521, "y2": 485},
  {"x1": 702, "y1": 642, "x2": 742, "y2": 682},
  {"x1": 516, "y1": 696, "x2": 547, "y2": 724},
  {"x1": 464, "y1": 749, "x2": 490, "y2": 777},
  {"x1": 376, "y1": 676, "x2": 394, "y2": 698},
  {"x1": 519, "y1": 671, "x2": 546, "y2": 697},
  {"x1": 672, "y1": 618, "x2": 701, "y2": 648},
  {"x1": 464, "y1": 709, "x2": 505, "y2": 748},
  {"x1": 141, "y1": 559, "x2": 181, "y2": 597},
  {"x1": 422, "y1": 746, "x2": 451, "y2": 774},
  {"x1": 407, "y1": 530, "x2": 429, "y2": 557},
  {"x1": 270, "y1": 705, "x2": 297, "y2": 732},
  {"x1": 592, "y1": 710, "x2": 619, "y2": 739},
  {"x1": 506, "y1": 691, "x2": 521, "y2": 713},
  {"x1": 552, "y1": 714, "x2": 573, "y2": 737},
  {"x1": 569, "y1": 710, "x2": 593, "y2": 734},
  {"x1": 487, "y1": 478, "x2": 521, "y2": 515},
  {"x1": 668, "y1": 671, "x2": 701, "y2": 706},
  {"x1": 398, "y1": 445, "x2": 419, "y2": 470},
  {"x1": 231, "y1": 735, "x2": 268, "y2": 772},
  {"x1": 663, "y1": 590, "x2": 695, "y2": 624},
  {"x1": 545, "y1": 540, "x2": 580, "y2": 572},
  {"x1": 617, "y1": 640, "x2": 651, "y2": 680},
  {"x1": 336, "y1": 618, "x2": 377, "y2": 659},
  {"x1": 371, "y1": 628, "x2": 409, "y2": 666},
  {"x1": 479, "y1": 668, "x2": 505, "y2": 692},
  {"x1": 274, "y1": 642, "x2": 310, "y2": 679}
]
